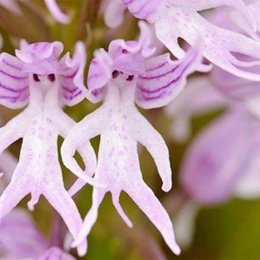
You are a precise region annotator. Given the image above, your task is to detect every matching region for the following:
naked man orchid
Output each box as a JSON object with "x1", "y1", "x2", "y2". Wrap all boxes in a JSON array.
[
  {"x1": 61, "y1": 22, "x2": 202, "y2": 255},
  {"x1": 0, "y1": 1, "x2": 259, "y2": 259},
  {"x1": 0, "y1": 41, "x2": 97, "y2": 256}
]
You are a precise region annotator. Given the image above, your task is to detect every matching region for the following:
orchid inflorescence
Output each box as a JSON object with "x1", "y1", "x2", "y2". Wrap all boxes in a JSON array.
[{"x1": 0, "y1": 0, "x2": 260, "y2": 259}]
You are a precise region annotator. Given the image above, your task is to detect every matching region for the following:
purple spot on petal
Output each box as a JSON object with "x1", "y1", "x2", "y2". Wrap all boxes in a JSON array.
[
  {"x1": 33, "y1": 74, "x2": 40, "y2": 82},
  {"x1": 48, "y1": 74, "x2": 56, "y2": 82},
  {"x1": 126, "y1": 75, "x2": 134, "y2": 81},
  {"x1": 112, "y1": 70, "x2": 120, "y2": 79}
]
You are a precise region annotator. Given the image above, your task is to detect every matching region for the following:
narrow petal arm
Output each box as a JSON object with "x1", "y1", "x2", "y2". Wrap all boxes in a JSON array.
[
  {"x1": 0, "y1": 112, "x2": 27, "y2": 156},
  {"x1": 52, "y1": 108, "x2": 97, "y2": 183},
  {"x1": 128, "y1": 107, "x2": 172, "y2": 191},
  {"x1": 61, "y1": 106, "x2": 109, "y2": 183}
]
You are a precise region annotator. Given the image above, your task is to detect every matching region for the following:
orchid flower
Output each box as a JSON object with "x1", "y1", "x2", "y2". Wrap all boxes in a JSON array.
[
  {"x1": 167, "y1": 72, "x2": 260, "y2": 248},
  {"x1": 173, "y1": 102, "x2": 260, "y2": 247},
  {"x1": 0, "y1": 209, "x2": 76, "y2": 259},
  {"x1": 0, "y1": 41, "x2": 98, "y2": 256},
  {"x1": 61, "y1": 22, "x2": 202, "y2": 255},
  {"x1": 104, "y1": 0, "x2": 260, "y2": 81},
  {"x1": 166, "y1": 73, "x2": 260, "y2": 202},
  {"x1": 180, "y1": 107, "x2": 256, "y2": 204},
  {"x1": 0, "y1": 0, "x2": 70, "y2": 24},
  {"x1": 0, "y1": 209, "x2": 49, "y2": 259}
]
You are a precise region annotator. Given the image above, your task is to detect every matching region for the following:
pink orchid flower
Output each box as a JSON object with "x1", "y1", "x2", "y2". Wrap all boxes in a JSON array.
[
  {"x1": 167, "y1": 74, "x2": 260, "y2": 248},
  {"x1": 0, "y1": 41, "x2": 97, "y2": 256},
  {"x1": 0, "y1": 209, "x2": 75, "y2": 259},
  {"x1": 105, "y1": 0, "x2": 260, "y2": 81},
  {"x1": 61, "y1": 22, "x2": 202, "y2": 255}
]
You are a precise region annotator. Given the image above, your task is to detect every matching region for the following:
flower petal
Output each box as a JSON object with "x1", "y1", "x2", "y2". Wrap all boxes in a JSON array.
[
  {"x1": 0, "y1": 209, "x2": 48, "y2": 258},
  {"x1": 44, "y1": 0, "x2": 70, "y2": 24},
  {"x1": 72, "y1": 188, "x2": 105, "y2": 248},
  {"x1": 103, "y1": 0, "x2": 127, "y2": 28},
  {"x1": 234, "y1": 125, "x2": 260, "y2": 198},
  {"x1": 180, "y1": 110, "x2": 252, "y2": 204},
  {"x1": 0, "y1": 53, "x2": 29, "y2": 109},
  {"x1": 16, "y1": 41, "x2": 63, "y2": 69},
  {"x1": 128, "y1": 106, "x2": 172, "y2": 191},
  {"x1": 59, "y1": 42, "x2": 87, "y2": 106},
  {"x1": 0, "y1": 112, "x2": 27, "y2": 154},
  {"x1": 38, "y1": 247, "x2": 75, "y2": 260},
  {"x1": 87, "y1": 49, "x2": 113, "y2": 103},
  {"x1": 61, "y1": 106, "x2": 109, "y2": 185},
  {"x1": 0, "y1": 109, "x2": 87, "y2": 256},
  {"x1": 173, "y1": 201, "x2": 200, "y2": 249},
  {"x1": 72, "y1": 98, "x2": 180, "y2": 254},
  {"x1": 136, "y1": 45, "x2": 202, "y2": 109},
  {"x1": 155, "y1": 6, "x2": 260, "y2": 81},
  {"x1": 122, "y1": 0, "x2": 163, "y2": 23},
  {"x1": 171, "y1": 0, "x2": 256, "y2": 29},
  {"x1": 0, "y1": 0, "x2": 21, "y2": 14},
  {"x1": 125, "y1": 181, "x2": 180, "y2": 255}
]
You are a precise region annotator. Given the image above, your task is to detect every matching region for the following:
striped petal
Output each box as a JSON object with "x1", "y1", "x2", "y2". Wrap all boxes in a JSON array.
[
  {"x1": 136, "y1": 45, "x2": 202, "y2": 109},
  {"x1": 0, "y1": 53, "x2": 29, "y2": 109},
  {"x1": 59, "y1": 42, "x2": 86, "y2": 106}
]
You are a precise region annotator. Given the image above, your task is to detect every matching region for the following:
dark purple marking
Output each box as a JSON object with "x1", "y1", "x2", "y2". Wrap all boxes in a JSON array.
[
  {"x1": 126, "y1": 75, "x2": 134, "y2": 81},
  {"x1": 139, "y1": 63, "x2": 180, "y2": 80},
  {"x1": 33, "y1": 74, "x2": 40, "y2": 82},
  {"x1": 145, "y1": 61, "x2": 167, "y2": 72},
  {"x1": 112, "y1": 70, "x2": 120, "y2": 79},
  {"x1": 138, "y1": 53, "x2": 196, "y2": 96},
  {"x1": 0, "y1": 82, "x2": 27, "y2": 93},
  {"x1": 91, "y1": 88, "x2": 104, "y2": 97},
  {"x1": 2, "y1": 58, "x2": 22, "y2": 71},
  {"x1": 48, "y1": 74, "x2": 56, "y2": 82},
  {"x1": 0, "y1": 69, "x2": 27, "y2": 80},
  {"x1": 63, "y1": 86, "x2": 78, "y2": 94},
  {"x1": 63, "y1": 90, "x2": 82, "y2": 101}
]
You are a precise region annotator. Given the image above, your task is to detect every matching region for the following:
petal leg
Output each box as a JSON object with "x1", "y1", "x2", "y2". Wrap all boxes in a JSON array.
[
  {"x1": 73, "y1": 188, "x2": 105, "y2": 247},
  {"x1": 125, "y1": 180, "x2": 180, "y2": 255}
]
